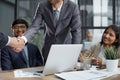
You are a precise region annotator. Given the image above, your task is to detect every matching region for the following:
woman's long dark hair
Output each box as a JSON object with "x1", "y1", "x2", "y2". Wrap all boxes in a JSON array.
[{"x1": 100, "y1": 24, "x2": 120, "y2": 48}]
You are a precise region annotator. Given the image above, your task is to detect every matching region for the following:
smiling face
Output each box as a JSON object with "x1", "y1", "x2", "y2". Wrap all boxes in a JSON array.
[
  {"x1": 12, "y1": 24, "x2": 27, "y2": 37},
  {"x1": 102, "y1": 28, "x2": 117, "y2": 46}
]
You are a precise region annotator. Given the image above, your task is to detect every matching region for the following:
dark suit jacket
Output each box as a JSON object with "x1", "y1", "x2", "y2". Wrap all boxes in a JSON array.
[
  {"x1": 1, "y1": 43, "x2": 43, "y2": 70},
  {"x1": 0, "y1": 33, "x2": 8, "y2": 49},
  {"x1": 24, "y1": 0, "x2": 81, "y2": 62}
]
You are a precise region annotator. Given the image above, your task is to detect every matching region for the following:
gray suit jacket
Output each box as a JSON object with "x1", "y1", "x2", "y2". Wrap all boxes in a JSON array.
[{"x1": 24, "y1": 0, "x2": 81, "y2": 62}]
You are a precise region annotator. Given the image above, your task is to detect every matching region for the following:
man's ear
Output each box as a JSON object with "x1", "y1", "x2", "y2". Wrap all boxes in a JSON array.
[{"x1": 11, "y1": 28, "x2": 14, "y2": 35}]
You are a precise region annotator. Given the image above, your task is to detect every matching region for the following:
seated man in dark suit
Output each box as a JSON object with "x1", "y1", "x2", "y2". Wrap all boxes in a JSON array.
[{"x1": 1, "y1": 19, "x2": 43, "y2": 70}]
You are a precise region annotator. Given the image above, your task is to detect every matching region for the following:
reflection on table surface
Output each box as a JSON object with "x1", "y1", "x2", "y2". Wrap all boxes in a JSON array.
[{"x1": 0, "y1": 66, "x2": 120, "y2": 80}]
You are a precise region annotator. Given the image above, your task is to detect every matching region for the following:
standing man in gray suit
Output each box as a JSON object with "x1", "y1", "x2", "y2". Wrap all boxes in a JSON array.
[{"x1": 20, "y1": 0, "x2": 81, "y2": 63}]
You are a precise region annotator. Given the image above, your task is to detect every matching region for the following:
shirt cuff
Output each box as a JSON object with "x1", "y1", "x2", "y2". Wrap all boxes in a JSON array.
[
  {"x1": 6, "y1": 36, "x2": 10, "y2": 46},
  {"x1": 21, "y1": 36, "x2": 28, "y2": 44}
]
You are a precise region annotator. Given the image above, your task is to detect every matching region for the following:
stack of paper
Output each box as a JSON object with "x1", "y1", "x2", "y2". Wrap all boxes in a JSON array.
[
  {"x1": 14, "y1": 70, "x2": 41, "y2": 78},
  {"x1": 55, "y1": 68, "x2": 120, "y2": 80}
]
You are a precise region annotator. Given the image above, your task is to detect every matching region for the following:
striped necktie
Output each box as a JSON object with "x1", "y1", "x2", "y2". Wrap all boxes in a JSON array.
[{"x1": 53, "y1": 9, "x2": 59, "y2": 27}]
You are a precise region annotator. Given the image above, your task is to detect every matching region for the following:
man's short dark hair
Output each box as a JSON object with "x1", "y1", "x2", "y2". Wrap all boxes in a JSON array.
[{"x1": 12, "y1": 19, "x2": 28, "y2": 28}]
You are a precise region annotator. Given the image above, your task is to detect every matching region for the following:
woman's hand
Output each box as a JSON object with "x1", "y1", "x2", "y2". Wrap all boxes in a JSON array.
[{"x1": 92, "y1": 57, "x2": 102, "y2": 68}]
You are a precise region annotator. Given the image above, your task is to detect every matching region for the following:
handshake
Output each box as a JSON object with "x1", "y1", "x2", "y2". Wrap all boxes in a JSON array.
[{"x1": 8, "y1": 37, "x2": 25, "y2": 52}]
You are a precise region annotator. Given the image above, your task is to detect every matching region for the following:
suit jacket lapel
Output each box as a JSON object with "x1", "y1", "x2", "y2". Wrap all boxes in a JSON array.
[
  {"x1": 20, "y1": 51, "x2": 27, "y2": 64},
  {"x1": 58, "y1": 0, "x2": 68, "y2": 21},
  {"x1": 55, "y1": 0, "x2": 68, "y2": 35},
  {"x1": 21, "y1": 45, "x2": 29, "y2": 64},
  {"x1": 44, "y1": 2, "x2": 56, "y2": 33}
]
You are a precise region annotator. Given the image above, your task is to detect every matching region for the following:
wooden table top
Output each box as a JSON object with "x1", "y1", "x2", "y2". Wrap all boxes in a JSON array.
[{"x1": 0, "y1": 67, "x2": 120, "y2": 80}]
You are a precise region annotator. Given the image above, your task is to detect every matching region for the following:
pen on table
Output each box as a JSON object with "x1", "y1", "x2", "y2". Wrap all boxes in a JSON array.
[{"x1": 33, "y1": 73, "x2": 41, "y2": 76}]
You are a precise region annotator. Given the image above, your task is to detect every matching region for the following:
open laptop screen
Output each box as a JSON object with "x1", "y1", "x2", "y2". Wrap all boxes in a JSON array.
[{"x1": 43, "y1": 44, "x2": 83, "y2": 75}]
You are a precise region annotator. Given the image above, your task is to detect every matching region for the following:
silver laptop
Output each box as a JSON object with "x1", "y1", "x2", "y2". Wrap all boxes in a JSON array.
[
  {"x1": 22, "y1": 44, "x2": 83, "y2": 76},
  {"x1": 43, "y1": 44, "x2": 82, "y2": 75}
]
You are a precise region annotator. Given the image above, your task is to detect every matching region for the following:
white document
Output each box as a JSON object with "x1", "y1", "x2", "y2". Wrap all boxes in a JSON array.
[
  {"x1": 55, "y1": 68, "x2": 120, "y2": 80},
  {"x1": 14, "y1": 70, "x2": 41, "y2": 78}
]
